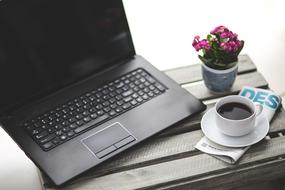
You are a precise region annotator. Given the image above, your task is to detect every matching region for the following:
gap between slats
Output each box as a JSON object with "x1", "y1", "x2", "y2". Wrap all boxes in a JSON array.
[
  {"x1": 182, "y1": 71, "x2": 268, "y2": 101},
  {"x1": 44, "y1": 106, "x2": 285, "y2": 189},
  {"x1": 42, "y1": 55, "x2": 272, "y2": 189},
  {"x1": 46, "y1": 137, "x2": 285, "y2": 190},
  {"x1": 164, "y1": 54, "x2": 256, "y2": 85},
  {"x1": 43, "y1": 93, "x2": 285, "y2": 188}
]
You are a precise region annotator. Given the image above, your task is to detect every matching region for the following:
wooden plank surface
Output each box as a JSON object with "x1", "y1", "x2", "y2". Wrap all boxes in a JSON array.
[
  {"x1": 164, "y1": 54, "x2": 256, "y2": 85},
  {"x1": 44, "y1": 107, "x2": 285, "y2": 189},
  {"x1": 46, "y1": 136, "x2": 285, "y2": 190},
  {"x1": 43, "y1": 55, "x2": 284, "y2": 190},
  {"x1": 184, "y1": 72, "x2": 268, "y2": 101}
]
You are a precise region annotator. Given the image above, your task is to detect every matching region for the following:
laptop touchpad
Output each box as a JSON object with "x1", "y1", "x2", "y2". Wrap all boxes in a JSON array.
[{"x1": 82, "y1": 122, "x2": 136, "y2": 159}]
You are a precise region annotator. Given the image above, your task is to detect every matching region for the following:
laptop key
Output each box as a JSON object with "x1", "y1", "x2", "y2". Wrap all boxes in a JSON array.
[
  {"x1": 42, "y1": 142, "x2": 55, "y2": 150},
  {"x1": 83, "y1": 116, "x2": 91, "y2": 123},
  {"x1": 52, "y1": 138, "x2": 60, "y2": 145},
  {"x1": 34, "y1": 122, "x2": 41, "y2": 128},
  {"x1": 97, "y1": 110, "x2": 104, "y2": 116},
  {"x1": 74, "y1": 114, "x2": 109, "y2": 133},
  {"x1": 62, "y1": 127, "x2": 70, "y2": 133},
  {"x1": 36, "y1": 131, "x2": 48, "y2": 139},
  {"x1": 40, "y1": 134, "x2": 56, "y2": 144},
  {"x1": 142, "y1": 94, "x2": 149, "y2": 100},
  {"x1": 123, "y1": 96, "x2": 132, "y2": 102},
  {"x1": 131, "y1": 100, "x2": 137, "y2": 105},
  {"x1": 109, "y1": 110, "x2": 116, "y2": 116},
  {"x1": 23, "y1": 68, "x2": 167, "y2": 151},
  {"x1": 122, "y1": 103, "x2": 131, "y2": 110},
  {"x1": 54, "y1": 124, "x2": 62, "y2": 130},
  {"x1": 155, "y1": 83, "x2": 166, "y2": 92},
  {"x1": 117, "y1": 100, "x2": 124, "y2": 105},
  {"x1": 67, "y1": 131, "x2": 74, "y2": 137},
  {"x1": 89, "y1": 108, "x2": 96, "y2": 113},
  {"x1": 103, "y1": 107, "x2": 111, "y2": 113},
  {"x1": 115, "y1": 107, "x2": 123, "y2": 113},
  {"x1": 122, "y1": 90, "x2": 133, "y2": 97},
  {"x1": 148, "y1": 92, "x2": 154, "y2": 97},
  {"x1": 90, "y1": 113, "x2": 97, "y2": 119},
  {"x1": 136, "y1": 97, "x2": 143, "y2": 102},
  {"x1": 48, "y1": 128, "x2": 55, "y2": 134},
  {"x1": 82, "y1": 111, "x2": 89, "y2": 116},
  {"x1": 146, "y1": 75, "x2": 156, "y2": 83},
  {"x1": 116, "y1": 82, "x2": 124, "y2": 88},
  {"x1": 68, "y1": 118, "x2": 77, "y2": 123},
  {"x1": 60, "y1": 134, "x2": 67, "y2": 141},
  {"x1": 31, "y1": 129, "x2": 40, "y2": 135},
  {"x1": 69, "y1": 123, "x2": 77, "y2": 129},
  {"x1": 56, "y1": 130, "x2": 63, "y2": 136},
  {"x1": 76, "y1": 120, "x2": 84, "y2": 126}
]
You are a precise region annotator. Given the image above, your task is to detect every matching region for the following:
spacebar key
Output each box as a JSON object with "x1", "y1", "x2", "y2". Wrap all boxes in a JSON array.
[{"x1": 75, "y1": 115, "x2": 109, "y2": 133}]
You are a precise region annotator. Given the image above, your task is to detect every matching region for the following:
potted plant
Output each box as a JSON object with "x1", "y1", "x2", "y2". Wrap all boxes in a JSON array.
[{"x1": 192, "y1": 25, "x2": 244, "y2": 93}]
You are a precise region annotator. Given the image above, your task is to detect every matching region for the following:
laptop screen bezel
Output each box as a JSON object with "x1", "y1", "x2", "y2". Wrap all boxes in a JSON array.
[{"x1": 0, "y1": 0, "x2": 136, "y2": 116}]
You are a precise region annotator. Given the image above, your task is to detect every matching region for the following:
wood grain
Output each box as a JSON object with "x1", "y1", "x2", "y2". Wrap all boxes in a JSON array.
[
  {"x1": 184, "y1": 72, "x2": 268, "y2": 101},
  {"x1": 161, "y1": 158, "x2": 285, "y2": 190},
  {"x1": 165, "y1": 54, "x2": 256, "y2": 85},
  {"x1": 45, "y1": 137, "x2": 285, "y2": 190},
  {"x1": 44, "y1": 108, "x2": 285, "y2": 189},
  {"x1": 42, "y1": 55, "x2": 283, "y2": 190}
]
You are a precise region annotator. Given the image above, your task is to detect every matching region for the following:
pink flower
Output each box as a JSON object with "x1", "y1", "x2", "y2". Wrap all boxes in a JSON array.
[
  {"x1": 220, "y1": 31, "x2": 238, "y2": 41},
  {"x1": 220, "y1": 32, "x2": 228, "y2": 39},
  {"x1": 232, "y1": 33, "x2": 238, "y2": 39},
  {"x1": 192, "y1": 36, "x2": 210, "y2": 51},
  {"x1": 210, "y1": 25, "x2": 229, "y2": 35},
  {"x1": 192, "y1": 25, "x2": 244, "y2": 65},
  {"x1": 220, "y1": 39, "x2": 241, "y2": 53},
  {"x1": 192, "y1": 36, "x2": 200, "y2": 46},
  {"x1": 220, "y1": 42, "x2": 226, "y2": 48}
]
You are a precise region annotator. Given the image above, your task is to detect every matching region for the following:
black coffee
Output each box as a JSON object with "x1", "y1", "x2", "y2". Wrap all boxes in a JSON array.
[{"x1": 217, "y1": 102, "x2": 253, "y2": 120}]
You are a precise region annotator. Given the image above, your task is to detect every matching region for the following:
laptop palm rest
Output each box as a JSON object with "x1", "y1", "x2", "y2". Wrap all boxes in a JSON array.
[{"x1": 81, "y1": 122, "x2": 136, "y2": 159}]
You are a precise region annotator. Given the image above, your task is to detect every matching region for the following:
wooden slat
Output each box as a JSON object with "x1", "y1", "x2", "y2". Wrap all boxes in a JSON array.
[
  {"x1": 184, "y1": 72, "x2": 268, "y2": 101},
  {"x1": 163, "y1": 158, "x2": 285, "y2": 190},
  {"x1": 43, "y1": 55, "x2": 277, "y2": 189},
  {"x1": 233, "y1": 180, "x2": 284, "y2": 190},
  {"x1": 165, "y1": 54, "x2": 256, "y2": 85},
  {"x1": 44, "y1": 108, "x2": 285, "y2": 189},
  {"x1": 45, "y1": 136, "x2": 285, "y2": 190},
  {"x1": 43, "y1": 131, "x2": 203, "y2": 188}
]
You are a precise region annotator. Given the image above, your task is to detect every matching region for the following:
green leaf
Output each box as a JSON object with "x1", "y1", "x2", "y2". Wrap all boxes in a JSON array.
[{"x1": 207, "y1": 34, "x2": 212, "y2": 42}]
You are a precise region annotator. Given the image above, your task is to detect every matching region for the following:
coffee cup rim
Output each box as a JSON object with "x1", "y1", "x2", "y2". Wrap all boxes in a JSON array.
[{"x1": 215, "y1": 95, "x2": 256, "y2": 122}]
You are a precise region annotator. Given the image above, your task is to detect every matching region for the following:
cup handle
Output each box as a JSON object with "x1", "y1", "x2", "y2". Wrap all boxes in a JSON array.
[{"x1": 254, "y1": 102, "x2": 263, "y2": 117}]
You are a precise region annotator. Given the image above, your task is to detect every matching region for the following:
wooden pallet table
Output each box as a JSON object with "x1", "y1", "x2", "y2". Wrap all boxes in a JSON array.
[{"x1": 42, "y1": 54, "x2": 285, "y2": 190}]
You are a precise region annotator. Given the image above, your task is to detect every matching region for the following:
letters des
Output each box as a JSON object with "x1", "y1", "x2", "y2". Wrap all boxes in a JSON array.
[{"x1": 240, "y1": 87, "x2": 280, "y2": 110}]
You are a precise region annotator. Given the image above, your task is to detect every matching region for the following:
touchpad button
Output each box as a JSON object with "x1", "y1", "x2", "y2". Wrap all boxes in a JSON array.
[{"x1": 82, "y1": 123, "x2": 135, "y2": 158}]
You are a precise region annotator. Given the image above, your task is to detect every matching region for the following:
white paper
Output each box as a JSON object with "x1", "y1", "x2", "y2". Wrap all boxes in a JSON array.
[{"x1": 195, "y1": 86, "x2": 281, "y2": 164}]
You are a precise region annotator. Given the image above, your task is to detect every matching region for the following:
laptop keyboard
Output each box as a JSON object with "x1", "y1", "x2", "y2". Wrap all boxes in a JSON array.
[{"x1": 23, "y1": 68, "x2": 167, "y2": 151}]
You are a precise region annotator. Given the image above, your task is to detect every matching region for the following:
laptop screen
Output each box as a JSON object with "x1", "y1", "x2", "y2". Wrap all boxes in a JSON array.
[{"x1": 0, "y1": 0, "x2": 135, "y2": 113}]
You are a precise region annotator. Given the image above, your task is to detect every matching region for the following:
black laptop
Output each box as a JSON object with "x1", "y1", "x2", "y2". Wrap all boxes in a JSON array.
[{"x1": 0, "y1": 0, "x2": 206, "y2": 186}]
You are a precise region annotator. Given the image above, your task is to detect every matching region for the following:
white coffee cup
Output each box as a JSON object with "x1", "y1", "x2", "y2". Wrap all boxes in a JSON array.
[{"x1": 215, "y1": 95, "x2": 263, "y2": 136}]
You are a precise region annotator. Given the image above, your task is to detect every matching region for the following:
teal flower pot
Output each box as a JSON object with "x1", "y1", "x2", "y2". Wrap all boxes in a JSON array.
[{"x1": 201, "y1": 62, "x2": 238, "y2": 93}]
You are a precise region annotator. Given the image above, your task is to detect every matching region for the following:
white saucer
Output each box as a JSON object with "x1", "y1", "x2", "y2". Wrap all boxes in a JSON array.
[{"x1": 201, "y1": 108, "x2": 269, "y2": 147}]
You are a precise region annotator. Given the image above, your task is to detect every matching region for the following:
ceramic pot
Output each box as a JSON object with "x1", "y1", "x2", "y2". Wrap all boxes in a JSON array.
[{"x1": 201, "y1": 62, "x2": 238, "y2": 93}]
